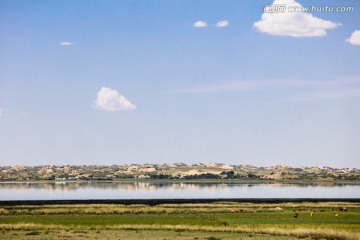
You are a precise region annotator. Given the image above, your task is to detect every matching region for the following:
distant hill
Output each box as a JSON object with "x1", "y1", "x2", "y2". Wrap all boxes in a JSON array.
[{"x1": 0, "y1": 163, "x2": 359, "y2": 182}]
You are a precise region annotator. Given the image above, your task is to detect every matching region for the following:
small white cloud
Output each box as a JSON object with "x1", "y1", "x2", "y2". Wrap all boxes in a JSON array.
[
  {"x1": 0, "y1": 108, "x2": 3, "y2": 117},
  {"x1": 94, "y1": 87, "x2": 136, "y2": 111},
  {"x1": 253, "y1": 0, "x2": 339, "y2": 37},
  {"x1": 215, "y1": 20, "x2": 229, "y2": 28},
  {"x1": 194, "y1": 21, "x2": 207, "y2": 28},
  {"x1": 59, "y1": 41, "x2": 74, "y2": 46},
  {"x1": 347, "y1": 30, "x2": 360, "y2": 45}
]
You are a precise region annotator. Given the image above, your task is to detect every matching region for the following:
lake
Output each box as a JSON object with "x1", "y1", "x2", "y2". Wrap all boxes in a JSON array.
[{"x1": 0, "y1": 182, "x2": 359, "y2": 200}]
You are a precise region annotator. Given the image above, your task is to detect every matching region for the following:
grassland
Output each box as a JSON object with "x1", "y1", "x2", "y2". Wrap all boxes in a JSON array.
[{"x1": 0, "y1": 202, "x2": 359, "y2": 240}]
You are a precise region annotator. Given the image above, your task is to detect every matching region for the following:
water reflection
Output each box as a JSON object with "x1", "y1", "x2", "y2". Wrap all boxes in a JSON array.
[
  {"x1": 0, "y1": 181, "x2": 355, "y2": 191},
  {"x1": 0, "y1": 182, "x2": 358, "y2": 200}
]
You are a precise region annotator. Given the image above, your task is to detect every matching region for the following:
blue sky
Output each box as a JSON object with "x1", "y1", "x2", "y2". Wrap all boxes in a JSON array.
[{"x1": 1, "y1": 0, "x2": 359, "y2": 167}]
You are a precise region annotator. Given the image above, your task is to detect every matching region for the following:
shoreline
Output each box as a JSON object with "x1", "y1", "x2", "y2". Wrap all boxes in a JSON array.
[
  {"x1": 1, "y1": 198, "x2": 359, "y2": 206},
  {"x1": 1, "y1": 179, "x2": 359, "y2": 184}
]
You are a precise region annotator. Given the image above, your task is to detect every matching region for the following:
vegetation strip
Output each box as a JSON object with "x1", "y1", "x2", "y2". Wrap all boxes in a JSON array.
[
  {"x1": 0, "y1": 223, "x2": 359, "y2": 240},
  {"x1": 1, "y1": 198, "x2": 360, "y2": 206}
]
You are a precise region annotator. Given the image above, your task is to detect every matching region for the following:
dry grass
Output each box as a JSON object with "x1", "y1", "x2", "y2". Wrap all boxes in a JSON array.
[
  {"x1": 2, "y1": 202, "x2": 359, "y2": 215},
  {"x1": 0, "y1": 223, "x2": 359, "y2": 240}
]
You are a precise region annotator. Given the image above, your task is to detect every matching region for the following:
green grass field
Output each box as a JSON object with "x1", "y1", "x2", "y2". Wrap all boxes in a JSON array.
[{"x1": 0, "y1": 202, "x2": 359, "y2": 239}]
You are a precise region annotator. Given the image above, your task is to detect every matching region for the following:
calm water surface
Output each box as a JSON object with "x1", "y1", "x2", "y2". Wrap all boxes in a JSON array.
[{"x1": 0, "y1": 182, "x2": 359, "y2": 200}]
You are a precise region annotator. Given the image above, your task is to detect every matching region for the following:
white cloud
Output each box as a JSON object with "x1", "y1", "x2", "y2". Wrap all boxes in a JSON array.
[
  {"x1": 289, "y1": 88, "x2": 360, "y2": 101},
  {"x1": 175, "y1": 78, "x2": 360, "y2": 101},
  {"x1": 177, "y1": 78, "x2": 360, "y2": 93},
  {"x1": 215, "y1": 20, "x2": 229, "y2": 28},
  {"x1": 253, "y1": 0, "x2": 339, "y2": 37},
  {"x1": 94, "y1": 87, "x2": 136, "y2": 111},
  {"x1": 194, "y1": 21, "x2": 207, "y2": 28},
  {"x1": 347, "y1": 30, "x2": 360, "y2": 45},
  {"x1": 0, "y1": 108, "x2": 3, "y2": 117},
  {"x1": 59, "y1": 41, "x2": 74, "y2": 46}
]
